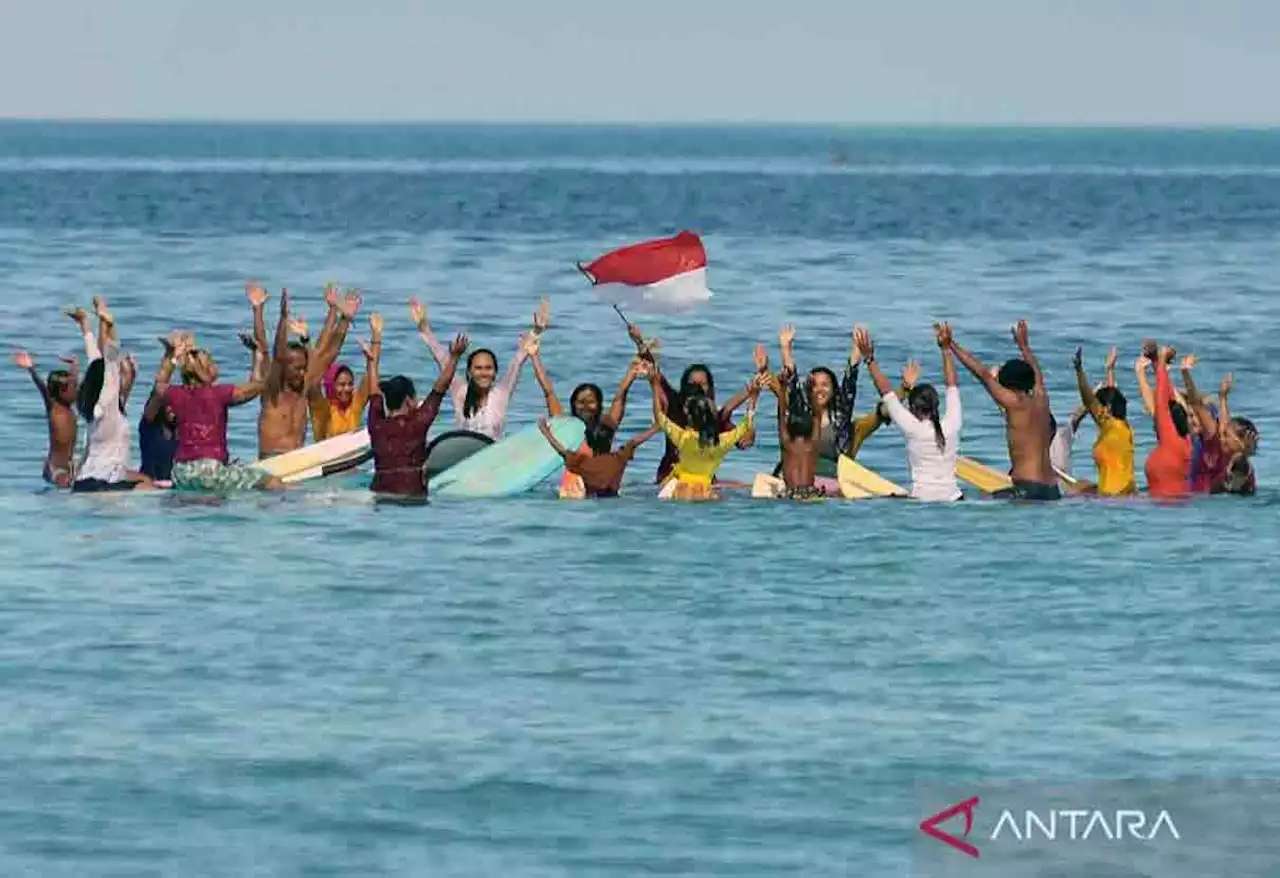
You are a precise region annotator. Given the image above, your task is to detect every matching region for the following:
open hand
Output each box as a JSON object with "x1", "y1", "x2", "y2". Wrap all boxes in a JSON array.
[
  {"x1": 630, "y1": 357, "x2": 651, "y2": 380},
  {"x1": 902, "y1": 359, "x2": 921, "y2": 389},
  {"x1": 1141, "y1": 339, "x2": 1159, "y2": 361},
  {"x1": 1105, "y1": 347, "x2": 1118, "y2": 371},
  {"x1": 340, "y1": 291, "x2": 362, "y2": 320},
  {"x1": 288, "y1": 317, "x2": 309, "y2": 338},
  {"x1": 1180, "y1": 354, "x2": 1197, "y2": 371},
  {"x1": 246, "y1": 284, "x2": 268, "y2": 308},
  {"x1": 12, "y1": 350, "x2": 33, "y2": 370},
  {"x1": 753, "y1": 342, "x2": 768, "y2": 373},
  {"x1": 1012, "y1": 320, "x2": 1030, "y2": 349},
  {"x1": 369, "y1": 312, "x2": 384, "y2": 337},
  {"x1": 1072, "y1": 347, "x2": 1083, "y2": 370},
  {"x1": 854, "y1": 327, "x2": 874, "y2": 360},
  {"x1": 408, "y1": 297, "x2": 427, "y2": 327},
  {"x1": 933, "y1": 321, "x2": 953, "y2": 348},
  {"x1": 92, "y1": 296, "x2": 112, "y2": 323},
  {"x1": 323, "y1": 284, "x2": 340, "y2": 309},
  {"x1": 1220, "y1": 373, "x2": 1233, "y2": 397},
  {"x1": 356, "y1": 338, "x2": 376, "y2": 360},
  {"x1": 778, "y1": 323, "x2": 796, "y2": 347},
  {"x1": 533, "y1": 298, "x2": 550, "y2": 333},
  {"x1": 449, "y1": 333, "x2": 469, "y2": 357},
  {"x1": 64, "y1": 306, "x2": 89, "y2": 328}
]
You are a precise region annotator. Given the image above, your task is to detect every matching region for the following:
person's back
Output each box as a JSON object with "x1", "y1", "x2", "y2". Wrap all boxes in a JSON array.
[
  {"x1": 948, "y1": 321, "x2": 1059, "y2": 501},
  {"x1": 1143, "y1": 343, "x2": 1192, "y2": 498},
  {"x1": 368, "y1": 377, "x2": 440, "y2": 497},
  {"x1": 885, "y1": 384, "x2": 962, "y2": 502}
]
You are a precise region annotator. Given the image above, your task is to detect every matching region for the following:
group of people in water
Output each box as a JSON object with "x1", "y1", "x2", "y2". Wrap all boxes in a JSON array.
[{"x1": 14, "y1": 283, "x2": 1259, "y2": 502}]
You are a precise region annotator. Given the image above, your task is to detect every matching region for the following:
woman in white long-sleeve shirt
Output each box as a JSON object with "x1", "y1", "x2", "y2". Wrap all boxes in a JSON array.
[
  {"x1": 854, "y1": 324, "x2": 963, "y2": 502},
  {"x1": 72, "y1": 299, "x2": 156, "y2": 493}
]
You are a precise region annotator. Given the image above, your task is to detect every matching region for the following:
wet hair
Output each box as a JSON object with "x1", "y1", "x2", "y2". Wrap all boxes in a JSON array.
[
  {"x1": 1232, "y1": 416, "x2": 1259, "y2": 451},
  {"x1": 463, "y1": 348, "x2": 498, "y2": 419},
  {"x1": 77, "y1": 358, "x2": 105, "y2": 421},
  {"x1": 1095, "y1": 386, "x2": 1128, "y2": 421},
  {"x1": 1169, "y1": 400, "x2": 1190, "y2": 438},
  {"x1": 808, "y1": 367, "x2": 839, "y2": 414},
  {"x1": 683, "y1": 390, "x2": 720, "y2": 447},
  {"x1": 47, "y1": 369, "x2": 73, "y2": 401},
  {"x1": 908, "y1": 383, "x2": 945, "y2": 452},
  {"x1": 679, "y1": 363, "x2": 716, "y2": 401},
  {"x1": 380, "y1": 375, "x2": 416, "y2": 412},
  {"x1": 286, "y1": 341, "x2": 308, "y2": 356},
  {"x1": 997, "y1": 359, "x2": 1036, "y2": 393},
  {"x1": 181, "y1": 349, "x2": 213, "y2": 386},
  {"x1": 584, "y1": 419, "x2": 616, "y2": 455},
  {"x1": 570, "y1": 383, "x2": 605, "y2": 420},
  {"x1": 785, "y1": 375, "x2": 815, "y2": 439}
]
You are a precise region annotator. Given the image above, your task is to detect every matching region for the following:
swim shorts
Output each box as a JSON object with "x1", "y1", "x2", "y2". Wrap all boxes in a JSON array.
[
  {"x1": 172, "y1": 459, "x2": 269, "y2": 494},
  {"x1": 72, "y1": 478, "x2": 138, "y2": 493},
  {"x1": 995, "y1": 479, "x2": 1062, "y2": 501}
]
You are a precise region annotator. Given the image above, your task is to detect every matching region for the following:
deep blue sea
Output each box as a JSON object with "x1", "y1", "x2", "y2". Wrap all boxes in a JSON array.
[{"x1": 1, "y1": 123, "x2": 1278, "y2": 876}]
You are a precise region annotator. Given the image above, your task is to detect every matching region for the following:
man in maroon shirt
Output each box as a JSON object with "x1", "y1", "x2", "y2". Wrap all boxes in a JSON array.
[{"x1": 366, "y1": 327, "x2": 467, "y2": 498}]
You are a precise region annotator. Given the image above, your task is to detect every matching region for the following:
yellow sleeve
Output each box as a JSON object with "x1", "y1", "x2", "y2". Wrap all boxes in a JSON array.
[
  {"x1": 720, "y1": 412, "x2": 754, "y2": 446},
  {"x1": 657, "y1": 411, "x2": 694, "y2": 445},
  {"x1": 848, "y1": 410, "x2": 883, "y2": 456},
  {"x1": 309, "y1": 395, "x2": 331, "y2": 440}
]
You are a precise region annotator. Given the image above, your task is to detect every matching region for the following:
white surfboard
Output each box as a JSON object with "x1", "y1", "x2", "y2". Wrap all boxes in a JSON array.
[{"x1": 256, "y1": 429, "x2": 371, "y2": 480}]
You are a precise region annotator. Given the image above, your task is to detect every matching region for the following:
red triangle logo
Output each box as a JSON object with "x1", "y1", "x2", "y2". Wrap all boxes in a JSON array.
[{"x1": 919, "y1": 796, "x2": 981, "y2": 858}]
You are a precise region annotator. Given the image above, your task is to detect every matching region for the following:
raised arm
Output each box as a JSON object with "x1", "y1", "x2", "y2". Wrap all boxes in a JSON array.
[
  {"x1": 1218, "y1": 373, "x2": 1233, "y2": 426},
  {"x1": 1179, "y1": 356, "x2": 1219, "y2": 440},
  {"x1": 528, "y1": 337, "x2": 564, "y2": 417},
  {"x1": 357, "y1": 313, "x2": 383, "y2": 399},
  {"x1": 246, "y1": 284, "x2": 270, "y2": 354},
  {"x1": 92, "y1": 297, "x2": 117, "y2": 354},
  {"x1": 430, "y1": 334, "x2": 468, "y2": 400},
  {"x1": 537, "y1": 416, "x2": 570, "y2": 457},
  {"x1": 409, "y1": 297, "x2": 449, "y2": 369},
  {"x1": 777, "y1": 367, "x2": 795, "y2": 447},
  {"x1": 602, "y1": 358, "x2": 647, "y2": 430},
  {"x1": 143, "y1": 339, "x2": 180, "y2": 423},
  {"x1": 948, "y1": 330, "x2": 1020, "y2": 410},
  {"x1": 314, "y1": 284, "x2": 341, "y2": 352},
  {"x1": 1010, "y1": 320, "x2": 1044, "y2": 392},
  {"x1": 1073, "y1": 347, "x2": 1105, "y2": 424},
  {"x1": 1134, "y1": 356, "x2": 1156, "y2": 416},
  {"x1": 935, "y1": 323, "x2": 958, "y2": 387},
  {"x1": 1146, "y1": 341, "x2": 1176, "y2": 443},
  {"x1": 855, "y1": 327, "x2": 895, "y2": 397},
  {"x1": 307, "y1": 291, "x2": 360, "y2": 388},
  {"x1": 1104, "y1": 347, "x2": 1118, "y2": 389},
  {"x1": 13, "y1": 351, "x2": 49, "y2": 405}
]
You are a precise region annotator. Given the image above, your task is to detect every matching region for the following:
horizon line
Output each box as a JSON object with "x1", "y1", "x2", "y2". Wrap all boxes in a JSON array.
[{"x1": 1, "y1": 116, "x2": 1279, "y2": 131}]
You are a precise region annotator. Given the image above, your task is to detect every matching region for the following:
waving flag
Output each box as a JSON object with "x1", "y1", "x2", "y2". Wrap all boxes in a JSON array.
[{"x1": 577, "y1": 231, "x2": 713, "y2": 314}]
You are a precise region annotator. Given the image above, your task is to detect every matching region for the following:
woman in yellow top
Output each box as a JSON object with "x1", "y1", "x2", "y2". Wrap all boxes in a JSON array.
[
  {"x1": 1071, "y1": 346, "x2": 1136, "y2": 496},
  {"x1": 310, "y1": 313, "x2": 381, "y2": 441},
  {"x1": 649, "y1": 355, "x2": 761, "y2": 500}
]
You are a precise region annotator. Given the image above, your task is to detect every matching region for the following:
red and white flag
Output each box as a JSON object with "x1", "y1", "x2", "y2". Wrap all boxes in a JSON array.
[{"x1": 577, "y1": 231, "x2": 713, "y2": 314}]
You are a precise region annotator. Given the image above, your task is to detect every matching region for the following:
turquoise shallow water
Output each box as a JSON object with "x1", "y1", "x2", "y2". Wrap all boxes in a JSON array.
[{"x1": 1, "y1": 124, "x2": 1279, "y2": 876}]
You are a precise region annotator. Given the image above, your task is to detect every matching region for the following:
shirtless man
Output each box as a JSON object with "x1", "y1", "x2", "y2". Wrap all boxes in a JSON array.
[
  {"x1": 948, "y1": 319, "x2": 1060, "y2": 500},
  {"x1": 254, "y1": 284, "x2": 359, "y2": 457},
  {"x1": 13, "y1": 342, "x2": 79, "y2": 488}
]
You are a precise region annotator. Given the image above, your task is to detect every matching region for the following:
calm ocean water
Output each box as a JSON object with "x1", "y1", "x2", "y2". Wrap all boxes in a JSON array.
[{"x1": 1, "y1": 123, "x2": 1278, "y2": 876}]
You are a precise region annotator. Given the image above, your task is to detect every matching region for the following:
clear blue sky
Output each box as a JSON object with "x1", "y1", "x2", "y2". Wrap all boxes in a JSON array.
[{"x1": 2, "y1": 0, "x2": 1277, "y2": 124}]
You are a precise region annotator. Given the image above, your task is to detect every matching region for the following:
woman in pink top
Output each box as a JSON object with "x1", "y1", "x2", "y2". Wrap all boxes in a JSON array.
[
  {"x1": 159, "y1": 337, "x2": 283, "y2": 493},
  {"x1": 408, "y1": 297, "x2": 545, "y2": 440}
]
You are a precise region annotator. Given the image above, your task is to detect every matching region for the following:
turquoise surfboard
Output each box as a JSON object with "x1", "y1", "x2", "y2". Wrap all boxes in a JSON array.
[{"x1": 428, "y1": 416, "x2": 586, "y2": 498}]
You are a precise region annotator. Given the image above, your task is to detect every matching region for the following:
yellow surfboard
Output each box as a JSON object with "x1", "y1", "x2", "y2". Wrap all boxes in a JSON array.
[
  {"x1": 837, "y1": 455, "x2": 907, "y2": 499},
  {"x1": 955, "y1": 456, "x2": 1012, "y2": 493}
]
